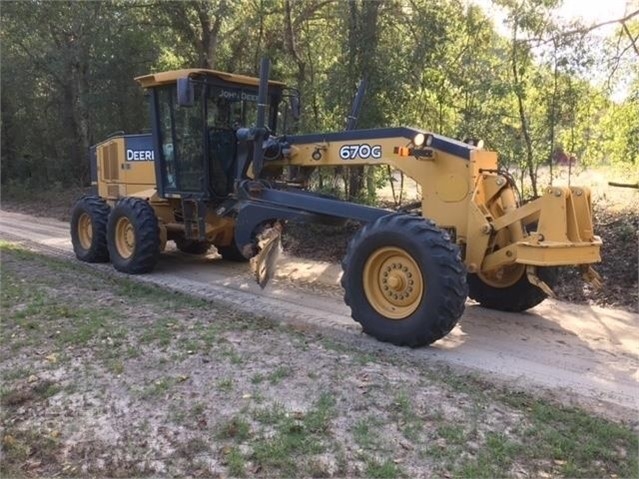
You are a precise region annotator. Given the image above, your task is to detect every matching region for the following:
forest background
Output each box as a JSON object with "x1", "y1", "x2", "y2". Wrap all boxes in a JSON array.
[{"x1": 1, "y1": 0, "x2": 637, "y2": 201}]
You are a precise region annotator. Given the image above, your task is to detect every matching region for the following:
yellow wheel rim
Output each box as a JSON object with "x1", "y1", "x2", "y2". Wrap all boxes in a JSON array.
[
  {"x1": 115, "y1": 217, "x2": 135, "y2": 259},
  {"x1": 478, "y1": 263, "x2": 525, "y2": 288},
  {"x1": 363, "y1": 246, "x2": 424, "y2": 320},
  {"x1": 78, "y1": 213, "x2": 93, "y2": 250}
]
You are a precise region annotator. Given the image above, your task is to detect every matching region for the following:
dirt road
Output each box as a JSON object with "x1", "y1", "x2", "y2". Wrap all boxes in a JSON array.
[{"x1": 1, "y1": 210, "x2": 637, "y2": 418}]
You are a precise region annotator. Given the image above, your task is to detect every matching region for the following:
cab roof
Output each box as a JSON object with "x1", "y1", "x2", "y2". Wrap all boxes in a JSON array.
[{"x1": 135, "y1": 69, "x2": 286, "y2": 89}]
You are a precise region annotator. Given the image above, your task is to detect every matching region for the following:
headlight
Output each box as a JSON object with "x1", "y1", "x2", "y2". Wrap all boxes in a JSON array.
[{"x1": 413, "y1": 133, "x2": 425, "y2": 146}]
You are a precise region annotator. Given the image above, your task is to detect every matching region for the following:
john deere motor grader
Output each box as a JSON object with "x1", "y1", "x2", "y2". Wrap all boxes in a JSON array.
[{"x1": 71, "y1": 59, "x2": 602, "y2": 347}]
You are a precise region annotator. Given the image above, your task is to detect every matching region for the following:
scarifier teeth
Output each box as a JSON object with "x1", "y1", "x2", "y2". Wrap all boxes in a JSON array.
[
  {"x1": 525, "y1": 266, "x2": 556, "y2": 298},
  {"x1": 581, "y1": 266, "x2": 603, "y2": 290}
]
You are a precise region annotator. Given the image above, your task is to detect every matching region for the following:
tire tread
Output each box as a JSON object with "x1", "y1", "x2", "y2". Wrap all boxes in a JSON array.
[
  {"x1": 341, "y1": 214, "x2": 467, "y2": 347},
  {"x1": 107, "y1": 197, "x2": 159, "y2": 274},
  {"x1": 70, "y1": 195, "x2": 110, "y2": 263}
]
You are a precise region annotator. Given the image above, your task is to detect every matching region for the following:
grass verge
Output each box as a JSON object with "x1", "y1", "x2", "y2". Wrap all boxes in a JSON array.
[{"x1": 1, "y1": 243, "x2": 636, "y2": 478}]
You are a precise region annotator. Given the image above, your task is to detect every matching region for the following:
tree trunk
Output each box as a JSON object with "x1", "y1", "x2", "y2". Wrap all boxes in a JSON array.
[
  {"x1": 345, "y1": 0, "x2": 380, "y2": 201},
  {"x1": 511, "y1": 26, "x2": 538, "y2": 198}
]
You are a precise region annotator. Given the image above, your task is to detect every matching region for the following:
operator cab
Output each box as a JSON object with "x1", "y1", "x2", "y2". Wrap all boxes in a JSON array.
[{"x1": 135, "y1": 69, "x2": 285, "y2": 201}]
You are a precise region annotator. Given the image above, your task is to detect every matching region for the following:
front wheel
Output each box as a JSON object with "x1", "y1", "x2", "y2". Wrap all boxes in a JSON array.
[
  {"x1": 175, "y1": 238, "x2": 211, "y2": 255},
  {"x1": 467, "y1": 266, "x2": 558, "y2": 312},
  {"x1": 341, "y1": 214, "x2": 467, "y2": 347},
  {"x1": 107, "y1": 197, "x2": 160, "y2": 274},
  {"x1": 216, "y1": 241, "x2": 250, "y2": 262}
]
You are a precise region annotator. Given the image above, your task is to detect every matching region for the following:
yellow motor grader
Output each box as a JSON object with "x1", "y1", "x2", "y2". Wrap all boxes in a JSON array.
[{"x1": 71, "y1": 59, "x2": 602, "y2": 346}]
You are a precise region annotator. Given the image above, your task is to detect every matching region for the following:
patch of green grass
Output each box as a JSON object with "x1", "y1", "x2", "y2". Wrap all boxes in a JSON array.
[
  {"x1": 437, "y1": 424, "x2": 465, "y2": 445},
  {"x1": 392, "y1": 390, "x2": 422, "y2": 441},
  {"x1": 268, "y1": 366, "x2": 292, "y2": 385},
  {"x1": 226, "y1": 446, "x2": 246, "y2": 477},
  {"x1": 139, "y1": 318, "x2": 174, "y2": 347},
  {"x1": 500, "y1": 392, "x2": 638, "y2": 478},
  {"x1": 251, "y1": 421, "x2": 325, "y2": 475},
  {"x1": 56, "y1": 309, "x2": 118, "y2": 347},
  {"x1": 304, "y1": 392, "x2": 335, "y2": 434},
  {"x1": 179, "y1": 338, "x2": 200, "y2": 353},
  {"x1": 1, "y1": 257, "x2": 124, "y2": 353},
  {"x1": 218, "y1": 416, "x2": 251, "y2": 442},
  {"x1": 1, "y1": 367, "x2": 34, "y2": 381},
  {"x1": 253, "y1": 402, "x2": 287, "y2": 425},
  {"x1": 140, "y1": 377, "x2": 175, "y2": 399},
  {"x1": 365, "y1": 456, "x2": 405, "y2": 478},
  {"x1": 355, "y1": 352, "x2": 376, "y2": 365},
  {"x1": 250, "y1": 393, "x2": 336, "y2": 475},
  {"x1": 219, "y1": 343, "x2": 244, "y2": 365},
  {"x1": 217, "y1": 377, "x2": 234, "y2": 392},
  {"x1": 106, "y1": 359, "x2": 125, "y2": 375},
  {"x1": 251, "y1": 373, "x2": 265, "y2": 384},
  {"x1": 198, "y1": 325, "x2": 219, "y2": 349},
  {"x1": 456, "y1": 432, "x2": 521, "y2": 478},
  {"x1": 32, "y1": 380, "x2": 61, "y2": 400},
  {"x1": 0, "y1": 427, "x2": 61, "y2": 477},
  {"x1": 353, "y1": 417, "x2": 384, "y2": 450},
  {"x1": 1, "y1": 380, "x2": 62, "y2": 409}
]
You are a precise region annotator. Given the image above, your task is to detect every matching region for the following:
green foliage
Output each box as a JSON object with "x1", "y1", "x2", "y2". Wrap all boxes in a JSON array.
[{"x1": 1, "y1": 0, "x2": 636, "y2": 196}]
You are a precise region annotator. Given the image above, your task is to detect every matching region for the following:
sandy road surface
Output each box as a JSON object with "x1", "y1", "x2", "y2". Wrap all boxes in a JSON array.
[{"x1": 1, "y1": 209, "x2": 637, "y2": 419}]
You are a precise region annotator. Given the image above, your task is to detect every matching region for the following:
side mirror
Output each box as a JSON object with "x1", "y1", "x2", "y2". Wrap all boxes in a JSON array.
[
  {"x1": 290, "y1": 93, "x2": 301, "y2": 121},
  {"x1": 177, "y1": 77, "x2": 194, "y2": 107}
]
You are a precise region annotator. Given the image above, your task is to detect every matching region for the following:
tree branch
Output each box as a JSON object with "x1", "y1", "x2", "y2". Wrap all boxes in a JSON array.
[
  {"x1": 523, "y1": 9, "x2": 639, "y2": 45},
  {"x1": 622, "y1": 22, "x2": 639, "y2": 56}
]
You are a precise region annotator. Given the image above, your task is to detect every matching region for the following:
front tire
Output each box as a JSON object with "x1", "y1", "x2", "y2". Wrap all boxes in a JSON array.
[
  {"x1": 216, "y1": 241, "x2": 250, "y2": 262},
  {"x1": 341, "y1": 214, "x2": 467, "y2": 347},
  {"x1": 175, "y1": 238, "x2": 211, "y2": 255},
  {"x1": 70, "y1": 195, "x2": 110, "y2": 263},
  {"x1": 467, "y1": 267, "x2": 558, "y2": 312},
  {"x1": 107, "y1": 197, "x2": 160, "y2": 274}
]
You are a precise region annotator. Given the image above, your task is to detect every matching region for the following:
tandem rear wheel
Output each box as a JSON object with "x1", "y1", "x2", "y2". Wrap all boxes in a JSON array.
[
  {"x1": 106, "y1": 197, "x2": 160, "y2": 274},
  {"x1": 341, "y1": 214, "x2": 468, "y2": 347},
  {"x1": 70, "y1": 195, "x2": 111, "y2": 263}
]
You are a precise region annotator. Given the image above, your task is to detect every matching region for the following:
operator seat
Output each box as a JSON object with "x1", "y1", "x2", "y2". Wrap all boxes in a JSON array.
[{"x1": 208, "y1": 127, "x2": 237, "y2": 198}]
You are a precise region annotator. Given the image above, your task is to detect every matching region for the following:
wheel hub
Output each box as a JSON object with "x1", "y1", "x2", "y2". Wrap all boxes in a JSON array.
[
  {"x1": 363, "y1": 247, "x2": 424, "y2": 320},
  {"x1": 115, "y1": 217, "x2": 135, "y2": 259},
  {"x1": 77, "y1": 213, "x2": 93, "y2": 250},
  {"x1": 478, "y1": 263, "x2": 525, "y2": 288}
]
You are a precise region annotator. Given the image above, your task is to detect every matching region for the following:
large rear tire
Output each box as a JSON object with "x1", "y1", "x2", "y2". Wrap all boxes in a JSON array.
[
  {"x1": 70, "y1": 195, "x2": 110, "y2": 263},
  {"x1": 467, "y1": 267, "x2": 558, "y2": 312},
  {"x1": 341, "y1": 214, "x2": 467, "y2": 347},
  {"x1": 107, "y1": 197, "x2": 160, "y2": 274}
]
